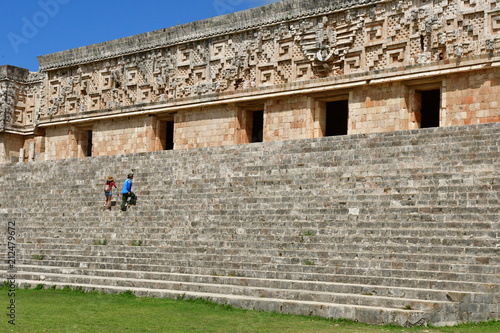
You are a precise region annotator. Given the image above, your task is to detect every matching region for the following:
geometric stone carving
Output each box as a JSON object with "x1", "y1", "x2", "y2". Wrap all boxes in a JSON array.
[{"x1": 4, "y1": 0, "x2": 500, "y2": 124}]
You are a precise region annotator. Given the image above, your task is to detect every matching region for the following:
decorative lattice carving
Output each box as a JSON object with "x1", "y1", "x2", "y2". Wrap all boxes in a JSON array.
[{"x1": 7, "y1": 0, "x2": 499, "y2": 119}]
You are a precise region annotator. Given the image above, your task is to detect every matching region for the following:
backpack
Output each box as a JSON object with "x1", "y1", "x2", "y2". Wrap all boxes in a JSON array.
[{"x1": 104, "y1": 183, "x2": 110, "y2": 192}]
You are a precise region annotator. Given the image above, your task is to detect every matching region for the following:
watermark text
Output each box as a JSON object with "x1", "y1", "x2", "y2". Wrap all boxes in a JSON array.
[
  {"x1": 7, "y1": 0, "x2": 71, "y2": 53},
  {"x1": 6, "y1": 221, "x2": 16, "y2": 325}
]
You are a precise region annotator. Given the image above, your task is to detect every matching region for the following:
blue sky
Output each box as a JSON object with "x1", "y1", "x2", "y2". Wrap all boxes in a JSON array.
[{"x1": 1, "y1": 0, "x2": 280, "y2": 71}]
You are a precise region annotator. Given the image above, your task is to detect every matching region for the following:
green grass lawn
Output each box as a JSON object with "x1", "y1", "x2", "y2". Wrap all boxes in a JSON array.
[{"x1": 0, "y1": 285, "x2": 499, "y2": 333}]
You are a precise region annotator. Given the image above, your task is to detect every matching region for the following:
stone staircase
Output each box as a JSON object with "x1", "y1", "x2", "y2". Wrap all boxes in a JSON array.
[{"x1": 1, "y1": 122, "x2": 499, "y2": 326}]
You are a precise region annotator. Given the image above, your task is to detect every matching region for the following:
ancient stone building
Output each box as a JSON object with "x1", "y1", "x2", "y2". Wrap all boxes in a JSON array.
[
  {"x1": 1, "y1": 0, "x2": 499, "y2": 164},
  {"x1": 2, "y1": 1, "x2": 500, "y2": 326}
]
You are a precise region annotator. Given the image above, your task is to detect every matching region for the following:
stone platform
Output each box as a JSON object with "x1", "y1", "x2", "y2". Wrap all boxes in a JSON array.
[{"x1": 1, "y1": 122, "x2": 499, "y2": 326}]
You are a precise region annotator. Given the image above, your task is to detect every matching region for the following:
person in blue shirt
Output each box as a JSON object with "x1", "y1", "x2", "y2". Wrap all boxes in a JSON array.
[{"x1": 121, "y1": 173, "x2": 137, "y2": 211}]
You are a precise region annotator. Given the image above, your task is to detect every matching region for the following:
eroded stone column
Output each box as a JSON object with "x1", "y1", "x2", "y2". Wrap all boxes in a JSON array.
[
  {"x1": 28, "y1": 142, "x2": 35, "y2": 162},
  {"x1": 19, "y1": 148, "x2": 24, "y2": 162}
]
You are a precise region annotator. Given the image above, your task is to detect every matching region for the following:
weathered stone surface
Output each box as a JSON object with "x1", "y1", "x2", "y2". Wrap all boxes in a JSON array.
[
  {"x1": 0, "y1": 1, "x2": 499, "y2": 325},
  {"x1": 1, "y1": 122, "x2": 499, "y2": 326},
  {"x1": 1, "y1": 0, "x2": 500, "y2": 163}
]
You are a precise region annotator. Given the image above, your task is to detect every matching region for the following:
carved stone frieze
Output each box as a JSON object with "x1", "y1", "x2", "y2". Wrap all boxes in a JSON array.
[
  {"x1": 3, "y1": 0, "x2": 500, "y2": 123},
  {"x1": 0, "y1": 82, "x2": 22, "y2": 131},
  {"x1": 0, "y1": 82, "x2": 8, "y2": 132}
]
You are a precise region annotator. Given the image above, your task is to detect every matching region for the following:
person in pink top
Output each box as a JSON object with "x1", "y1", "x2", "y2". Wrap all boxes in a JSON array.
[{"x1": 103, "y1": 176, "x2": 118, "y2": 211}]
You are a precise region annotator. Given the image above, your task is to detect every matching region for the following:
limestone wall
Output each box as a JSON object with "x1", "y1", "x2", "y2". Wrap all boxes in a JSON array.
[
  {"x1": 42, "y1": 116, "x2": 158, "y2": 160},
  {"x1": 175, "y1": 105, "x2": 239, "y2": 149},
  {"x1": 265, "y1": 95, "x2": 315, "y2": 141},
  {"x1": 445, "y1": 68, "x2": 500, "y2": 126},
  {"x1": 91, "y1": 116, "x2": 157, "y2": 156},
  {"x1": 0, "y1": 133, "x2": 24, "y2": 163},
  {"x1": 24, "y1": 64, "x2": 500, "y2": 162},
  {"x1": 350, "y1": 82, "x2": 404, "y2": 134}
]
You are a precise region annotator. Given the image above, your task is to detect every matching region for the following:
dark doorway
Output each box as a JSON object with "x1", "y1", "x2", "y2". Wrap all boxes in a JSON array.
[
  {"x1": 325, "y1": 100, "x2": 349, "y2": 136},
  {"x1": 251, "y1": 110, "x2": 263, "y2": 143},
  {"x1": 420, "y1": 90, "x2": 440, "y2": 128},
  {"x1": 165, "y1": 121, "x2": 174, "y2": 150},
  {"x1": 86, "y1": 130, "x2": 93, "y2": 157}
]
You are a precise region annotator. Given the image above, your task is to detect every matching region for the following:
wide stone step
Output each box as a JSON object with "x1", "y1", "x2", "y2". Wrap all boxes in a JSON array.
[
  {"x1": 15, "y1": 254, "x2": 500, "y2": 281},
  {"x1": 15, "y1": 271, "x2": 459, "y2": 313},
  {"x1": 17, "y1": 238, "x2": 500, "y2": 259},
  {"x1": 16, "y1": 209, "x2": 500, "y2": 224},
  {"x1": 13, "y1": 182, "x2": 500, "y2": 203},
  {"x1": 16, "y1": 256, "x2": 500, "y2": 286},
  {"x1": 9, "y1": 164, "x2": 499, "y2": 183},
  {"x1": 17, "y1": 230, "x2": 500, "y2": 248},
  {"x1": 9, "y1": 168, "x2": 500, "y2": 188},
  {"x1": 14, "y1": 197, "x2": 500, "y2": 211},
  {"x1": 6, "y1": 263, "x2": 497, "y2": 294},
  {"x1": 16, "y1": 244, "x2": 500, "y2": 270},
  {"x1": 14, "y1": 278, "x2": 440, "y2": 327},
  {"x1": 8, "y1": 140, "x2": 495, "y2": 180},
  {"x1": 16, "y1": 220, "x2": 500, "y2": 232},
  {"x1": 12, "y1": 264, "x2": 488, "y2": 304}
]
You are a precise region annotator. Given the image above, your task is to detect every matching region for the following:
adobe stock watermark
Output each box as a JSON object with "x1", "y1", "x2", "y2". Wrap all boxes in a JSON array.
[
  {"x1": 213, "y1": 0, "x2": 246, "y2": 16},
  {"x1": 7, "y1": 0, "x2": 71, "y2": 54},
  {"x1": 213, "y1": 0, "x2": 278, "y2": 16},
  {"x1": 6, "y1": 221, "x2": 16, "y2": 326}
]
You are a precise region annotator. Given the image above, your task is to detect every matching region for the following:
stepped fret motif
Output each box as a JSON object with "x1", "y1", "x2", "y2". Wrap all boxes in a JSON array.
[
  {"x1": 0, "y1": 0, "x2": 499, "y2": 163},
  {"x1": 1, "y1": 0, "x2": 496, "y2": 119}
]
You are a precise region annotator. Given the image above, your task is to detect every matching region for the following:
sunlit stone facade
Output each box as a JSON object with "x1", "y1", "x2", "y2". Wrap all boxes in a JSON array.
[{"x1": 1, "y1": 0, "x2": 500, "y2": 163}]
